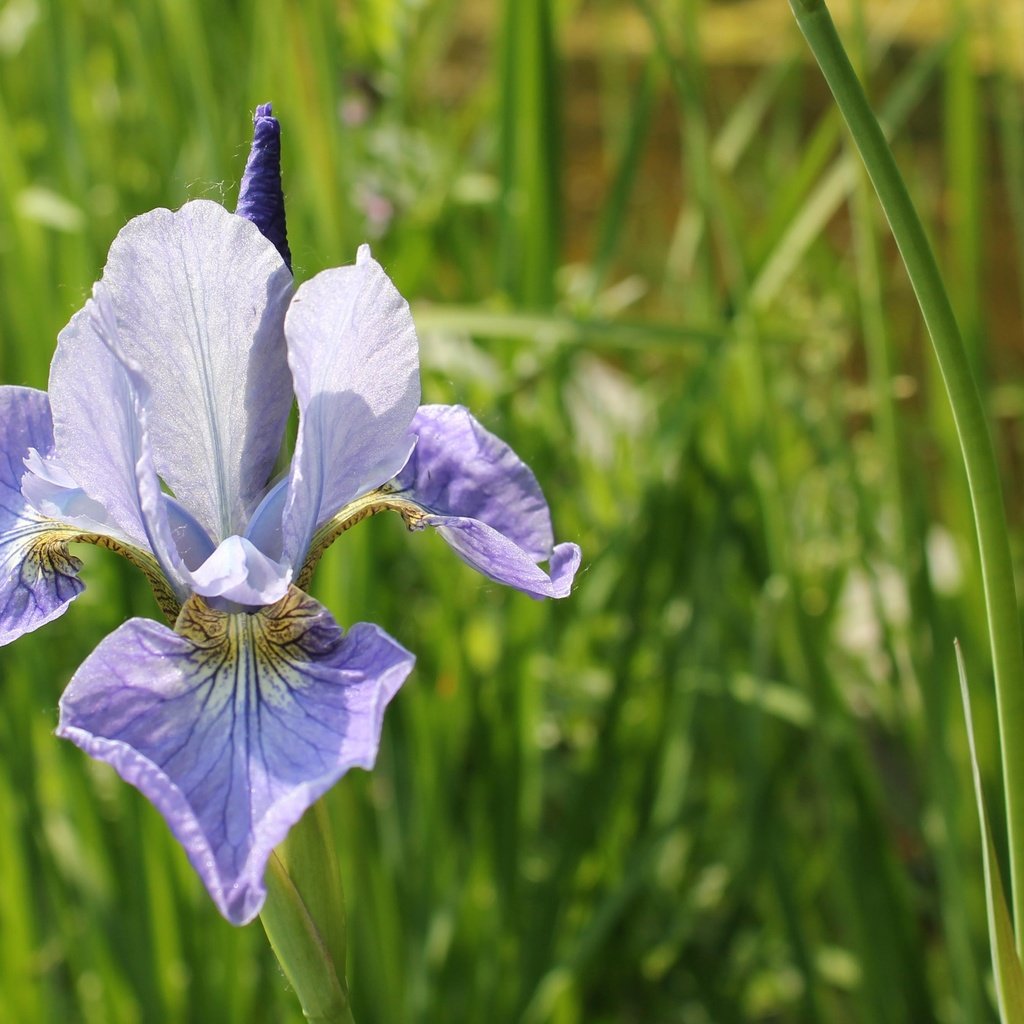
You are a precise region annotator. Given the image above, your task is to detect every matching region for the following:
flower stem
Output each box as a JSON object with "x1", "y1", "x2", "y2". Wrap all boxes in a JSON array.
[
  {"x1": 788, "y1": 0, "x2": 1024, "y2": 948},
  {"x1": 260, "y1": 800, "x2": 356, "y2": 1023}
]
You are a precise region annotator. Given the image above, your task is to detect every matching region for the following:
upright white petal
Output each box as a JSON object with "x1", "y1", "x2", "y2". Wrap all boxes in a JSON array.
[
  {"x1": 280, "y1": 246, "x2": 419, "y2": 567},
  {"x1": 95, "y1": 200, "x2": 294, "y2": 539}
]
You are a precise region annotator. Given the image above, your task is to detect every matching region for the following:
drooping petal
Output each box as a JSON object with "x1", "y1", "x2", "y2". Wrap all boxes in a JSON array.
[
  {"x1": 398, "y1": 405, "x2": 554, "y2": 558},
  {"x1": 393, "y1": 405, "x2": 580, "y2": 599},
  {"x1": 95, "y1": 200, "x2": 294, "y2": 539},
  {"x1": 57, "y1": 587, "x2": 414, "y2": 926},
  {"x1": 280, "y1": 245, "x2": 419, "y2": 567},
  {"x1": 236, "y1": 103, "x2": 291, "y2": 271},
  {"x1": 0, "y1": 386, "x2": 83, "y2": 643},
  {"x1": 428, "y1": 518, "x2": 580, "y2": 600}
]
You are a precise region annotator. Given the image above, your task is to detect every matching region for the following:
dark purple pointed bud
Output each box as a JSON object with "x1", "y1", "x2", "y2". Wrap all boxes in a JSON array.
[{"x1": 236, "y1": 103, "x2": 291, "y2": 271}]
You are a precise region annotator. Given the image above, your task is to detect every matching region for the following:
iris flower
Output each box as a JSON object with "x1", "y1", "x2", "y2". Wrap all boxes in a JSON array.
[{"x1": 0, "y1": 105, "x2": 580, "y2": 925}]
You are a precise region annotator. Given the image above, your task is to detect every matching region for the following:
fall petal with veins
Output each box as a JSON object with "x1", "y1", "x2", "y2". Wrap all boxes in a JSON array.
[
  {"x1": 0, "y1": 386, "x2": 84, "y2": 645},
  {"x1": 57, "y1": 586, "x2": 414, "y2": 925}
]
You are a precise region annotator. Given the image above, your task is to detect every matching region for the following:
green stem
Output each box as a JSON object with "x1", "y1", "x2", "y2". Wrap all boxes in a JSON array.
[
  {"x1": 789, "y1": 0, "x2": 1024, "y2": 948},
  {"x1": 260, "y1": 800, "x2": 355, "y2": 1023}
]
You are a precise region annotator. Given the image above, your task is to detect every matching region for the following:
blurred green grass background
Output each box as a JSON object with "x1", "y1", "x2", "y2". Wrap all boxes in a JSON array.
[{"x1": 2, "y1": 0, "x2": 1023, "y2": 1020}]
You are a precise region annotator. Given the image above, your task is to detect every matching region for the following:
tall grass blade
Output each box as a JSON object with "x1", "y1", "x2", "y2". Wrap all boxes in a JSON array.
[
  {"x1": 789, "y1": 0, "x2": 1024, "y2": 949},
  {"x1": 957, "y1": 641, "x2": 1024, "y2": 1022},
  {"x1": 498, "y1": 0, "x2": 559, "y2": 306}
]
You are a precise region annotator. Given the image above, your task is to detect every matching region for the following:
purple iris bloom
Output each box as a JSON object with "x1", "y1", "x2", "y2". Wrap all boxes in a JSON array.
[{"x1": 0, "y1": 105, "x2": 580, "y2": 925}]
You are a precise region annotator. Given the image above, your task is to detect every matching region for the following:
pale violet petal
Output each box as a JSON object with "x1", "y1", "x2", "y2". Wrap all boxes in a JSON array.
[
  {"x1": 281, "y1": 245, "x2": 419, "y2": 567},
  {"x1": 0, "y1": 523, "x2": 84, "y2": 646},
  {"x1": 430, "y1": 518, "x2": 581, "y2": 600},
  {"x1": 395, "y1": 405, "x2": 580, "y2": 599},
  {"x1": 0, "y1": 386, "x2": 83, "y2": 643},
  {"x1": 190, "y1": 535, "x2": 291, "y2": 607},
  {"x1": 21, "y1": 448, "x2": 125, "y2": 539},
  {"x1": 245, "y1": 434, "x2": 417, "y2": 566},
  {"x1": 57, "y1": 589, "x2": 414, "y2": 925},
  {"x1": 94, "y1": 287, "x2": 215, "y2": 574},
  {"x1": 22, "y1": 449, "x2": 208, "y2": 574},
  {"x1": 49, "y1": 286, "x2": 207, "y2": 596},
  {"x1": 347, "y1": 433, "x2": 418, "y2": 525},
  {"x1": 97, "y1": 200, "x2": 294, "y2": 538},
  {"x1": 23, "y1": 447, "x2": 82, "y2": 491},
  {"x1": 242, "y1": 476, "x2": 288, "y2": 560},
  {"x1": 49, "y1": 301, "x2": 158, "y2": 550},
  {"x1": 397, "y1": 405, "x2": 554, "y2": 559},
  {"x1": 163, "y1": 496, "x2": 216, "y2": 571}
]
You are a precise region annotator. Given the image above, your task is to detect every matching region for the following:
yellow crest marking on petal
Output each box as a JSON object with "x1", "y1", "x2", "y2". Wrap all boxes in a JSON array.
[
  {"x1": 173, "y1": 588, "x2": 345, "y2": 720},
  {"x1": 27, "y1": 531, "x2": 84, "y2": 581},
  {"x1": 174, "y1": 587, "x2": 331, "y2": 659},
  {"x1": 174, "y1": 589, "x2": 230, "y2": 647},
  {"x1": 84, "y1": 533, "x2": 182, "y2": 621},
  {"x1": 295, "y1": 489, "x2": 427, "y2": 591},
  {"x1": 24, "y1": 520, "x2": 181, "y2": 622}
]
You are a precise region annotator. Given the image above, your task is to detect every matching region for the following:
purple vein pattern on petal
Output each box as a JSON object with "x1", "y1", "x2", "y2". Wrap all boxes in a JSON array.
[
  {"x1": 57, "y1": 587, "x2": 414, "y2": 925},
  {"x1": 395, "y1": 404, "x2": 581, "y2": 599},
  {"x1": 0, "y1": 386, "x2": 83, "y2": 644},
  {"x1": 281, "y1": 245, "x2": 419, "y2": 566},
  {"x1": 98, "y1": 200, "x2": 294, "y2": 540}
]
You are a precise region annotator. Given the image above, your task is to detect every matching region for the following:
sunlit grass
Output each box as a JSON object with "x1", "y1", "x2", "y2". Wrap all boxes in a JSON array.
[{"x1": 0, "y1": 0, "x2": 1021, "y2": 1021}]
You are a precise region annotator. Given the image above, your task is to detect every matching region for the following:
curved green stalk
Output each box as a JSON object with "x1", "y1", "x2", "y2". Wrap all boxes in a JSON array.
[
  {"x1": 788, "y1": 0, "x2": 1024, "y2": 946},
  {"x1": 34, "y1": 523, "x2": 182, "y2": 621},
  {"x1": 260, "y1": 801, "x2": 356, "y2": 1023},
  {"x1": 296, "y1": 489, "x2": 426, "y2": 592}
]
